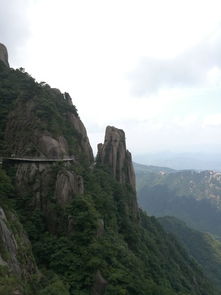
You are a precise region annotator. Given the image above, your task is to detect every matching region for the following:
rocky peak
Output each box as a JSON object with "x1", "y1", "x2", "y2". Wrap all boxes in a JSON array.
[
  {"x1": 97, "y1": 126, "x2": 136, "y2": 191},
  {"x1": 64, "y1": 92, "x2": 73, "y2": 106},
  {"x1": 0, "y1": 43, "x2": 9, "y2": 67}
]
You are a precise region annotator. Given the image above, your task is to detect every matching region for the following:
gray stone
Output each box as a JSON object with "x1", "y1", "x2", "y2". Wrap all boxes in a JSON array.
[
  {"x1": 97, "y1": 126, "x2": 136, "y2": 191},
  {"x1": 38, "y1": 135, "x2": 69, "y2": 158},
  {"x1": 0, "y1": 207, "x2": 38, "y2": 279},
  {"x1": 91, "y1": 270, "x2": 108, "y2": 295},
  {"x1": 55, "y1": 169, "x2": 84, "y2": 207},
  {"x1": 0, "y1": 43, "x2": 9, "y2": 67},
  {"x1": 97, "y1": 126, "x2": 139, "y2": 221},
  {"x1": 68, "y1": 110, "x2": 94, "y2": 163}
]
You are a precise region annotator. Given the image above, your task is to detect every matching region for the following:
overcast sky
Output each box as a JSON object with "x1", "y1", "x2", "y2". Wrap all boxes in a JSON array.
[{"x1": 1, "y1": 0, "x2": 221, "y2": 157}]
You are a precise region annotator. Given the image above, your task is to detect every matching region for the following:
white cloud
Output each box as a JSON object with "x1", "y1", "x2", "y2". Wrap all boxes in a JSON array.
[
  {"x1": 206, "y1": 67, "x2": 221, "y2": 86},
  {"x1": 203, "y1": 114, "x2": 221, "y2": 126},
  {"x1": 0, "y1": 0, "x2": 31, "y2": 65},
  {"x1": 2, "y1": 0, "x2": 221, "y2": 156},
  {"x1": 130, "y1": 28, "x2": 221, "y2": 96}
]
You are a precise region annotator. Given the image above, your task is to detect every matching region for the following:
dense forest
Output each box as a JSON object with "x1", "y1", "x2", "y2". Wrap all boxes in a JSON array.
[{"x1": 159, "y1": 216, "x2": 221, "y2": 290}]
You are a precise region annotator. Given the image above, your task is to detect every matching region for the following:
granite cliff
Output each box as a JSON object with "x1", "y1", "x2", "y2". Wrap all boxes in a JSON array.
[
  {"x1": 4, "y1": 89, "x2": 93, "y2": 162},
  {"x1": 97, "y1": 126, "x2": 136, "y2": 191},
  {"x1": 0, "y1": 43, "x2": 9, "y2": 67},
  {"x1": 0, "y1": 169, "x2": 38, "y2": 294},
  {"x1": 97, "y1": 126, "x2": 139, "y2": 221}
]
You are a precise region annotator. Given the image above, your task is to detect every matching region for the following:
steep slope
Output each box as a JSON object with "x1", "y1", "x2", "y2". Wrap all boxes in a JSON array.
[
  {"x1": 135, "y1": 163, "x2": 221, "y2": 236},
  {"x1": 97, "y1": 126, "x2": 136, "y2": 191},
  {"x1": 0, "y1": 45, "x2": 218, "y2": 294},
  {"x1": 0, "y1": 169, "x2": 38, "y2": 295},
  {"x1": 97, "y1": 126, "x2": 139, "y2": 222},
  {"x1": 159, "y1": 216, "x2": 221, "y2": 290}
]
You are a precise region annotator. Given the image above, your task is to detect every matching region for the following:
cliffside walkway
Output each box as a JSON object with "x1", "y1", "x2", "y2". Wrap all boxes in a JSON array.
[{"x1": 1, "y1": 157, "x2": 75, "y2": 164}]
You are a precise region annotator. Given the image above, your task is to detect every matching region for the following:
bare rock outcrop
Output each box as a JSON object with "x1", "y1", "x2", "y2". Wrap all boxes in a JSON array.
[
  {"x1": 97, "y1": 126, "x2": 136, "y2": 191},
  {"x1": 0, "y1": 207, "x2": 38, "y2": 279},
  {"x1": 55, "y1": 169, "x2": 84, "y2": 207},
  {"x1": 15, "y1": 162, "x2": 84, "y2": 233},
  {"x1": 0, "y1": 43, "x2": 9, "y2": 67},
  {"x1": 0, "y1": 208, "x2": 20, "y2": 274},
  {"x1": 38, "y1": 135, "x2": 69, "y2": 158},
  {"x1": 4, "y1": 92, "x2": 93, "y2": 164},
  {"x1": 4, "y1": 99, "x2": 69, "y2": 159},
  {"x1": 65, "y1": 93, "x2": 94, "y2": 163},
  {"x1": 16, "y1": 163, "x2": 84, "y2": 207},
  {"x1": 15, "y1": 162, "x2": 53, "y2": 210},
  {"x1": 97, "y1": 126, "x2": 139, "y2": 221}
]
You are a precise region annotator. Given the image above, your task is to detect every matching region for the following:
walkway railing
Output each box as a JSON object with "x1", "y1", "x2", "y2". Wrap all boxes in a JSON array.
[{"x1": 2, "y1": 157, "x2": 75, "y2": 163}]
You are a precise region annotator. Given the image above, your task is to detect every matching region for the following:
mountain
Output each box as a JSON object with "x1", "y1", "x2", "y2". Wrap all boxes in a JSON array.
[
  {"x1": 134, "y1": 162, "x2": 175, "y2": 191},
  {"x1": 0, "y1": 44, "x2": 218, "y2": 294},
  {"x1": 135, "y1": 163, "x2": 221, "y2": 237},
  {"x1": 159, "y1": 216, "x2": 221, "y2": 290},
  {"x1": 134, "y1": 162, "x2": 175, "y2": 173}
]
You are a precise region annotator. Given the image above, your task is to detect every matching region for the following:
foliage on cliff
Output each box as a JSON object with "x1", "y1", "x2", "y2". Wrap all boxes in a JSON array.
[
  {"x1": 0, "y1": 169, "x2": 39, "y2": 295},
  {"x1": 3, "y1": 164, "x2": 217, "y2": 295},
  {"x1": 0, "y1": 61, "x2": 84, "y2": 158}
]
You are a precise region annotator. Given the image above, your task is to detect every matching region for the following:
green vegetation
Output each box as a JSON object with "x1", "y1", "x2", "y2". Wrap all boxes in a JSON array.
[
  {"x1": 3, "y1": 165, "x2": 216, "y2": 295},
  {"x1": 159, "y1": 216, "x2": 221, "y2": 290},
  {"x1": 134, "y1": 162, "x2": 175, "y2": 190},
  {"x1": 135, "y1": 163, "x2": 221, "y2": 236},
  {"x1": 0, "y1": 61, "x2": 219, "y2": 294},
  {"x1": 0, "y1": 61, "x2": 80, "y2": 157}
]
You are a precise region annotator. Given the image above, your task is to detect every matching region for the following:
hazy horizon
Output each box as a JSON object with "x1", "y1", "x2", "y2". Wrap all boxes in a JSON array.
[{"x1": 133, "y1": 149, "x2": 221, "y2": 171}]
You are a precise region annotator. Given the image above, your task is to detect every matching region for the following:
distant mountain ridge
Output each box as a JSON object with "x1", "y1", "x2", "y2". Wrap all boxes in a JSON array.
[
  {"x1": 134, "y1": 152, "x2": 221, "y2": 171},
  {"x1": 135, "y1": 162, "x2": 221, "y2": 236},
  {"x1": 133, "y1": 162, "x2": 175, "y2": 173}
]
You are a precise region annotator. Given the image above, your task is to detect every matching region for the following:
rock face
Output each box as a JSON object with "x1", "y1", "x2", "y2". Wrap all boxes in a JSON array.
[
  {"x1": 55, "y1": 168, "x2": 84, "y2": 207},
  {"x1": 0, "y1": 206, "x2": 38, "y2": 280},
  {"x1": 97, "y1": 126, "x2": 136, "y2": 191},
  {"x1": 66, "y1": 95, "x2": 94, "y2": 163},
  {"x1": 14, "y1": 162, "x2": 84, "y2": 232},
  {"x1": 5, "y1": 93, "x2": 93, "y2": 163},
  {"x1": 0, "y1": 64, "x2": 93, "y2": 234},
  {"x1": 38, "y1": 135, "x2": 69, "y2": 158},
  {"x1": 97, "y1": 126, "x2": 139, "y2": 222},
  {"x1": 0, "y1": 43, "x2": 9, "y2": 67}
]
